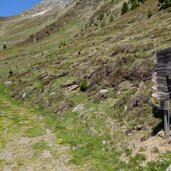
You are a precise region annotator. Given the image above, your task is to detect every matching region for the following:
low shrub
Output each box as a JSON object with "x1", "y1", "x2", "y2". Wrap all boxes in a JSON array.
[
  {"x1": 80, "y1": 80, "x2": 88, "y2": 92},
  {"x1": 121, "y1": 2, "x2": 129, "y2": 15},
  {"x1": 148, "y1": 9, "x2": 153, "y2": 18}
]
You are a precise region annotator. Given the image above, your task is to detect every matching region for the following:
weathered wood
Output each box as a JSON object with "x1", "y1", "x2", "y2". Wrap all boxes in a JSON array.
[
  {"x1": 157, "y1": 47, "x2": 171, "y2": 57},
  {"x1": 153, "y1": 48, "x2": 171, "y2": 138},
  {"x1": 152, "y1": 76, "x2": 167, "y2": 85},
  {"x1": 154, "y1": 67, "x2": 171, "y2": 75},
  {"x1": 154, "y1": 70, "x2": 171, "y2": 76},
  {"x1": 156, "y1": 64, "x2": 171, "y2": 70},
  {"x1": 157, "y1": 54, "x2": 171, "y2": 59},
  {"x1": 156, "y1": 63, "x2": 171, "y2": 67},
  {"x1": 160, "y1": 100, "x2": 169, "y2": 110},
  {"x1": 152, "y1": 92, "x2": 170, "y2": 100},
  {"x1": 156, "y1": 62, "x2": 171, "y2": 66},
  {"x1": 160, "y1": 100, "x2": 170, "y2": 137},
  {"x1": 152, "y1": 85, "x2": 169, "y2": 92},
  {"x1": 157, "y1": 57, "x2": 171, "y2": 63}
]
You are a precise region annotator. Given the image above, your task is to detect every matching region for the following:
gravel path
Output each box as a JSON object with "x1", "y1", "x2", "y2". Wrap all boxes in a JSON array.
[{"x1": 0, "y1": 94, "x2": 81, "y2": 171}]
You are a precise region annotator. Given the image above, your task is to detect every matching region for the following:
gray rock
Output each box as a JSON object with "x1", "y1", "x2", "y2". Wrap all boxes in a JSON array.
[
  {"x1": 4, "y1": 81, "x2": 12, "y2": 87},
  {"x1": 49, "y1": 92, "x2": 56, "y2": 96},
  {"x1": 68, "y1": 84, "x2": 79, "y2": 91},
  {"x1": 99, "y1": 89, "x2": 109, "y2": 97},
  {"x1": 21, "y1": 86, "x2": 36, "y2": 100},
  {"x1": 22, "y1": 93, "x2": 27, "y2": 100},
  {"x1": 166, "y1": 165, "x2": 171, "y2": 171},
  {"x1": 45, "y1": 99, "x2": 53, "y2": 108},
  {"x1": 72, "y1": 104, "x2": 85, "y2": 113},
  {"x1": 157, "y1": 130, "x2": 165, "y2": 138}
]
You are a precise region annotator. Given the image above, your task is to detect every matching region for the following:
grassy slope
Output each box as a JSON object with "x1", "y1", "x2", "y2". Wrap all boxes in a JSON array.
[{"x1": 1, "y1": 0, "x2": 171, "y2": 170}]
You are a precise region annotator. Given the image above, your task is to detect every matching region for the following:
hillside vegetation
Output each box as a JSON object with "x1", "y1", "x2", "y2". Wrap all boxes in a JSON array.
[{"x1": 1, "y1": 0, "x2": 171, "y2": 170}]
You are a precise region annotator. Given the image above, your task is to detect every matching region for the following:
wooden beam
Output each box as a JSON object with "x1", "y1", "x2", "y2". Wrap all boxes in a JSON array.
[
  {"x1": 154, "y1": 70, "x2": 171, "y2": 76},
  {"x1": 152, "y1": 76, "x2": 167, "y2": 85},
  {"x1": 160, "y1": 100, "x2": 170, "y2": 138},
  {"x1": 152, "y1": 85, "x2": 169, "y2": 92},
  {"x1": 157, "y1": 47, "x2": 171, "y2": 57},
  {"x1": 157, "y1": 57, "x2": 171, "y2": 63},
  {"x1": 152, "y1": 92, "x2": 170, "y2": 100}
]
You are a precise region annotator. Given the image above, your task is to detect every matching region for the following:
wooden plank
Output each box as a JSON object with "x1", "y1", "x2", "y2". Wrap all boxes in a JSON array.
[
  {"x1": 155, "y1": 68, "x2": 167, "y2": 72},
  {"x1": 153, "y1": 70, "x2": 171, "y2": 76},
  {"x1": 157, "y1": 57, "x2": 171, "y2": 63},
  {"x1": 157, "y1": 54, "x2": 170, "y2": 59},
  {"x1": 157, "y1": 55, "x2": 171, "y2": 61},
  {"x1": 152, "y1": 76, "x2": 167, "y2": 85},
  {"x1": 152, "y1": 72, "x2": 157, "y2": 77},
  {"x1": 155, "y1": 69, "x2": 171, "y2": 74},
  {"x1": 157, "y1": 62, "x2": 171, "y2": 66},
  {"x1": 157, "y1": 60, "x2": 171, "y2": 65},
  {"x1": 152, "y1": 75, "x2": 166, "y2": 80},
  {"x1": 154, "y1": 72, "x2": 171, "y2": 79},
  {"x1": 152, "y1": 85, "x2": 169, "y2": 92},
  {"x1": 157, "y1": 47, "x2": 171, "y2": 57},
  {"x1": 158, "y1": 60, "x2": 171, "y2": 64},
  {"x1": 156, "y1": 63, "x2": 171, "y2": 70},
  {"x1": 156, "y1": 63, "x2": 167, "y2": 68},
  {"x1": 152, "y1": 92, "x2": 170, "y2": 100}
]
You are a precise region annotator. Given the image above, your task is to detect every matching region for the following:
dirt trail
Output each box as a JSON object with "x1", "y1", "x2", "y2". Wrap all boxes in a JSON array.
[{"x1": 0, "y1": 90, "x2": 81, "y2": 171}]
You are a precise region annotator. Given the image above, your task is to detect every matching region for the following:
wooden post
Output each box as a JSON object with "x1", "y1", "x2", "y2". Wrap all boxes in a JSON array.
[
  {"x1": 160, "y1": 100, "x2": 170, "y2": 137},
  {"x1": 153, "y1": 48, "x2": 171, "y2": 138}
]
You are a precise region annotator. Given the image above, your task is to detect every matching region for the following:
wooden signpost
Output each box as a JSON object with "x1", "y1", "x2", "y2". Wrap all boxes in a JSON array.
[{"x1": 152, "y1": 47, "x2": 171, "y2": 138}]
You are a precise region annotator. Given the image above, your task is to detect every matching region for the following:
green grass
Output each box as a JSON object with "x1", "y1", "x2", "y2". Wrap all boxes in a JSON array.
[
  {"x1": 0, "y1": 81, "x2": 171, "y2": 170},
  {"x1": 25, "y1": 127, "x2": 45, "y2": 138},
  {"x1": 32, "y1": 140, "x2": 49, "y2": 157},
  {"x1": 43, "y1": 110, "x2": 121, "y2": 169},
  {"x1": 42, "y1": 107, "x2": 171, "y2": 170}
]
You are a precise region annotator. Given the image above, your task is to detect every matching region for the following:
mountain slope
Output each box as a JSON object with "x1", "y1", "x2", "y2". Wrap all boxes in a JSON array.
[
  {"x1": 1, "y1": 0, "x2": 171, "y2": 170},
  {"x1": 0, "y1": 0, "x2": 75, "y2": 46}
]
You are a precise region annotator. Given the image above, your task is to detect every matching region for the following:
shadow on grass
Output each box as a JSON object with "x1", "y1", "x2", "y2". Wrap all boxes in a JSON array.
[
  {"x1": 151, "y1": 105, "x2": 171, "y2": 136},
  {"x1": 151, "y1": 105, "x2": 164, "y2": 136}
]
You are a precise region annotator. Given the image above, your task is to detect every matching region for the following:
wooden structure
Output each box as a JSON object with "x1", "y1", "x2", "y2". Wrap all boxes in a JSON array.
[{"x1": 152, "y1": 47, "x2": 171, "y2": 138}]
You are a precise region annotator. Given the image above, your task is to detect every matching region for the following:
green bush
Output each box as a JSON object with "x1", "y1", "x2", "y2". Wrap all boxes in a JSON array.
[
  {"x1": 3, "y1": 44, "x2": 6, "y2": 50},
  {"x1": 129, "y1": 0, "x2": 136, "y2": 3},
  {"x1": 138, "y1": 0, "x2": 145, "y2": 3},
  {"x1": 121, "y1": 2, "x2": 129, "y2": 15},
  {"x1": 94, "y1": 22, "x2": 98, "y2": 27},
  {"x1": 80, "y1": 80, "x2": 88, "y2": 92},
  {"x1": 97, "y1": 13, "x2": 104, "y2": 21},
  {"x1": 109, "y1": 15, "x2": 114, "y2": 22},
  {"x1": 131, "y1": 1, "x2": 140, "y2": 10},
  {"x1": 89, "y1": 18, "x2": 94, "y2": 26},
  {"x1": 59, "y1": 41, "x2": 66, "y2": 48},
  {"x1": 101, "y1": 20, "x2": 106, "y2": 28},
  {"x1": 159, "y1": 0, "x2": 171, "y2": 9},
  {"x1": 123, "y1": 0, "x2": 144, "y2": 14},
  {"x1": 147, "y1": 9, "x2": 153, "y2": 18}
]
